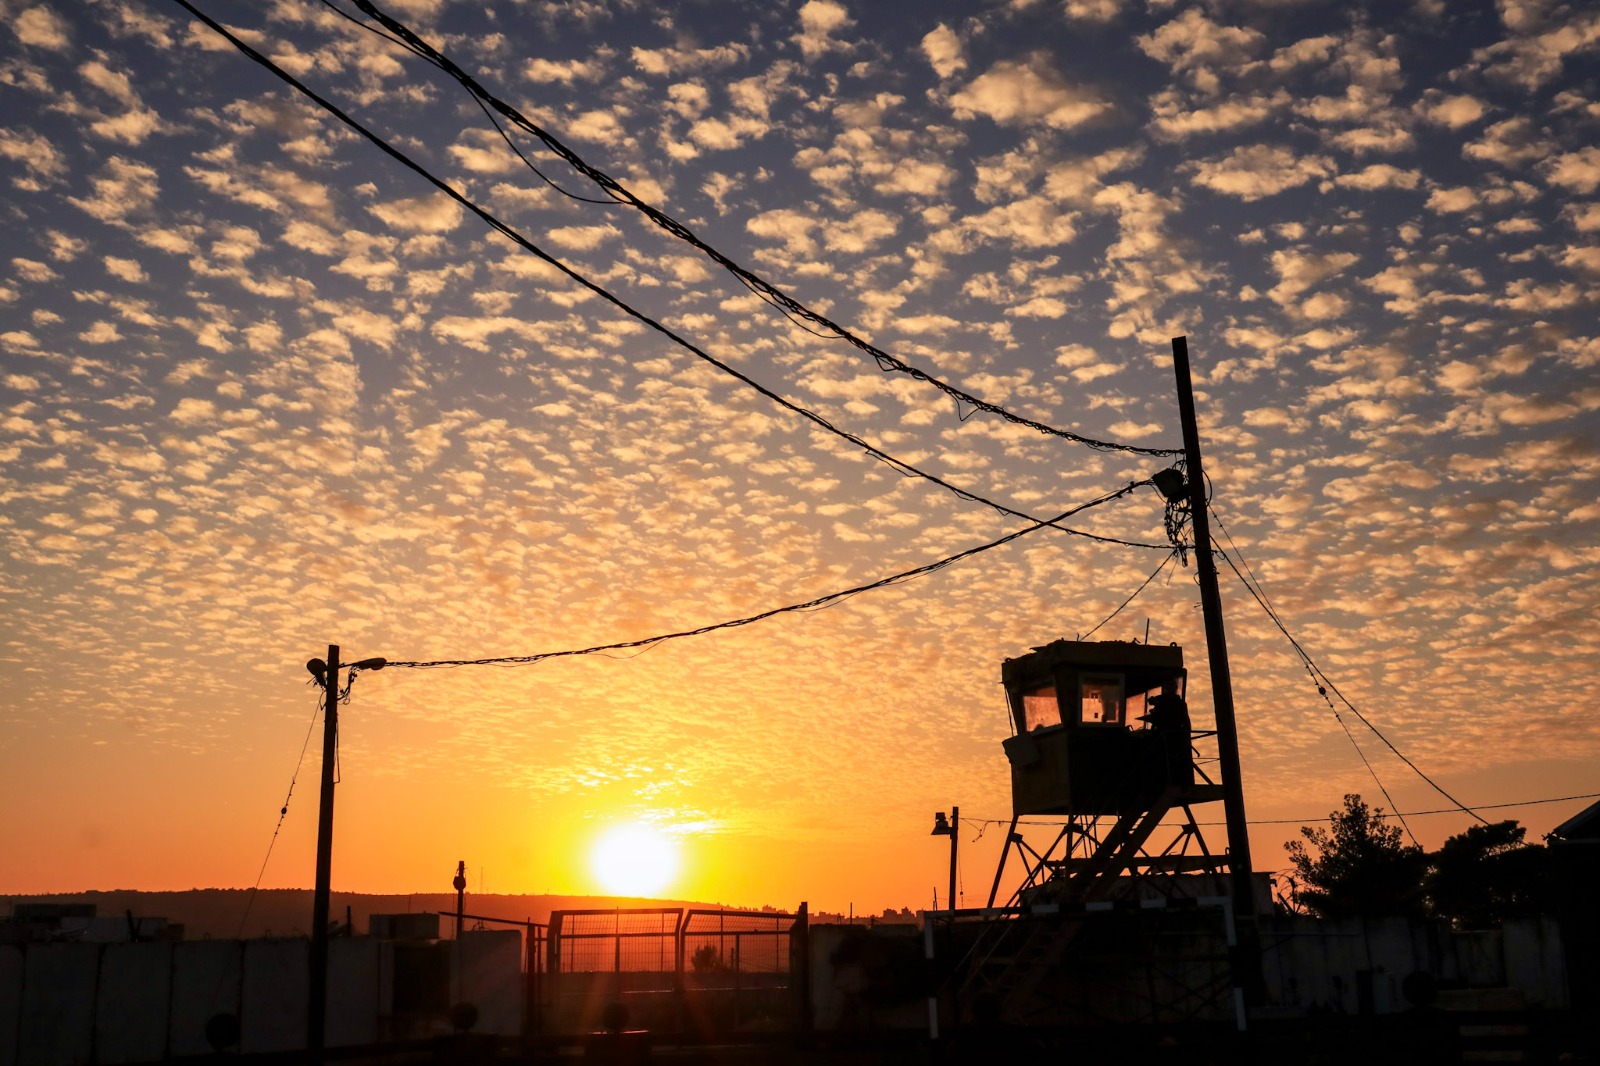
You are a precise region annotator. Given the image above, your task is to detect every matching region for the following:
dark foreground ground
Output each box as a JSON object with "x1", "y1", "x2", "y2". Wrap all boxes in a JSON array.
[{"x1": 165, "y1": 1009, "x2": 1599, "y2": 1066}]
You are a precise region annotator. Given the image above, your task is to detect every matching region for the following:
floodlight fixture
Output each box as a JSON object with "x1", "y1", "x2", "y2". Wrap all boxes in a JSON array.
[{"x1": 1151, "y1": 467, "x2": 1187, "y2": 503}]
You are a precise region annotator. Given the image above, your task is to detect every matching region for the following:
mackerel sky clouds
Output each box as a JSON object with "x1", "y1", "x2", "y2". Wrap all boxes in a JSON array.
[{"x1": 2, "y1": 0, "x2": 1597, "y2": 909}]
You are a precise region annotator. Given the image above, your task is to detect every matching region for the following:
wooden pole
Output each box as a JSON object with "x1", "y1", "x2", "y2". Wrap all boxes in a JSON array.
[
  {"x1": 1171, "y1": 338, "x2": 1262, "y2": 1024},
  {"x1": 1169, "y1": 339, "x2": 1256, "y2": 909},
  {"x1": 308, "y1": 643, "x2": 340, "y2": 1061}
]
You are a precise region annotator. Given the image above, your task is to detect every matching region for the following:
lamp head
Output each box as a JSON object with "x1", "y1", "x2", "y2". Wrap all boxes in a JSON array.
[{"x1": 931, "y1": 811, "x2": 952, "y2": 836}]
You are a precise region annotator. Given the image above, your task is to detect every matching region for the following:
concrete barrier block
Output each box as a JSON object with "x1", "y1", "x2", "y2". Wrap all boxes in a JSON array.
[
  {"x1": 455, "y1": 930, "x2": 523, "y2": 1036},
  {"x1": 240, "y1": 939, "x2": 307, "y2": 1054},
  {"x1": 328, "y1": 937, "x2": 380, "y2": 1046},
  {"x1": 0, "y1": 946, "x2": 23, "y2": 1066},
  {"x1": 169, "y1": 940, "x2": 243, "y2": 1057},
  {"x1": 19, "y1": 943, "x2": 98, "y2": 1066},
  {"x1": 94, "y1": 941, "x2": 172, "y2": 1065}
]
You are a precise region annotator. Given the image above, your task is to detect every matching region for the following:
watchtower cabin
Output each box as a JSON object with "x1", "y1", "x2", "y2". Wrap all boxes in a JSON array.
[
  {"x1": 989, "y1": 639, "x2": 1228, "y2": 908},
  {"x1": 1003, "y1": 639, "x2": 1195, "y2": 817}
]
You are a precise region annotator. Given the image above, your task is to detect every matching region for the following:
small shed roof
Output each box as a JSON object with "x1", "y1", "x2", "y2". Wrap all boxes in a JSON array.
[{"x1": 1551, "y1": 798, "x2": 1600, "y2": 842}]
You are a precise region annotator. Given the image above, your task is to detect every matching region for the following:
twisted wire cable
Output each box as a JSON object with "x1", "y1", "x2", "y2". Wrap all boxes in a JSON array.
[
  {"x1": 384, "y1": 483, "x2": 1145, "y2": 670},
  {"x1": 342, "y1": 0, "x2": 1182, "y2": 458},
  {"x1": 170, "y1": 0, "x2": 1168, "y2": 551}
]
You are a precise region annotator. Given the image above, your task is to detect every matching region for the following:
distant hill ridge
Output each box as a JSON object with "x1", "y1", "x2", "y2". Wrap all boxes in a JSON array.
[{"x1": 0, "y1": 890, "x2": 771, "y2": 941}]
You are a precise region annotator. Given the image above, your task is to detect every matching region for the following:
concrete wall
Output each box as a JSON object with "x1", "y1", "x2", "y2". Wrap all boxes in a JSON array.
[
  {"x1": 93, "y1": 941, "x2": 170, "y2": 1065},
  {"x1": 0, "y1": 946, "x2": 22, "y2": 1066},
  {"x1": 243, "y1": 939, "x2": 310, "y2": 1054},
  {"x1": 0, "y1": 934, "x2": 523, "y2": 1063},
  {"x1": 0, "y1": 913, "x2": 1572, "y2": 1058},
  {"x1": 1504, "y1": 917, "x2": 1566, "y2": 1006},
  {"x1": 168, "y1": 941, "x2": 240, "y2": 1056},
  {"x1": 809, "y1": 924, "x2": 928, "y2": 1032},
  {"x1": 456, "y1": 929, "x2": 522, "y2": 1036},
  {"x1": 328, "y1": 937, "x2": 381, "y2": 1047},
  {"x1": 18, "y1": 944, "x2": 97, "y2": 1066},
  {"x1": 1259, "y1": 914, "x2": 1567, "y2": 1015},
  {"x1": 168, "y1": 939, "x2": 242, "y2": 1058}
]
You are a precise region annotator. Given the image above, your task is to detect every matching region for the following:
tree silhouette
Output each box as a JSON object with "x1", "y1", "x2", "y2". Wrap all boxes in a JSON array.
[
  {"x1": 690, "y1": 944, "x2": 726, "y2": 974},
  {"x1": 1284, "y1": 794, "x2": 1427, "y2": 919},
  {"x1": 1426, "y1": 820, "x2": 1551, "y2": 928}
]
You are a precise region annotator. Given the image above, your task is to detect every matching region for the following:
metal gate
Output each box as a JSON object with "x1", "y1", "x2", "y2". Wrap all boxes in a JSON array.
[
  {"x1": 543, "y1": 906, "x2": 807, "y2": 1036},
  {"x1": 681, "y1": 909, "x2": 800, "y2": 1034}
]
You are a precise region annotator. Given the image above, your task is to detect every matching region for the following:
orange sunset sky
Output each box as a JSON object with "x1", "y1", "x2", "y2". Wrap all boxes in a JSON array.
[{"x1": 2, "y1": 0, "x2": 1598, "y2": 915}]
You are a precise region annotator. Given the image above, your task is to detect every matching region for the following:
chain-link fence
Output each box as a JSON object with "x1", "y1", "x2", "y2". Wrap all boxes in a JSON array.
[
  {"x1": 543, "y1": 907, "x2": 806, "y2": 1035},
  {"x1": 681, "y1": 909, "x2": 799, "y2": 1033}
]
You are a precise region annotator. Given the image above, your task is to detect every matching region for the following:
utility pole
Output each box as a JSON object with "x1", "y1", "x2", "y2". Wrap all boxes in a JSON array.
[
  {"x1": 1170, "y1": 336, "x2": 1261, "y2": 1021},
  {"x1": 1170, "y1": 337, "x2": 1255, "y2": 911},
  {"x1": 307, "y1": 643, "x2": 340, "y2": 1063},
  {"x1": 304, "y1": 647, "x2": 384, "y2": 1060}
]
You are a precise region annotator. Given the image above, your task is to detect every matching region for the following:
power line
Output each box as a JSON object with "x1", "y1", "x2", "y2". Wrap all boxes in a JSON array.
[
  {"x1": 171, "y1": 0, "x2": 1167, "y2": 552},
  {"x1": 1079, "y1": 549, "x2": 1178, "y2": 642},
  {"x1": 315, "y1": 0, "x2": 623, "y2": 206},
  {"x1": 383, "y1": 484, "x2": 1145, "y2": 670},
  {"x1": 963, "y1": 790, "x2": 1600, "y2": 831},
  {"x1": 1207, "y1": 514, "x2": 1417, "y2": 843},
  {"x1": 1207, "y1": 513, "x2": 1488, "y2": 826},
  {"x1": 336, "y1": 0, "x2": 1183, "y2": 459},
  {"x1": 222, "y1": 689, "x2": 324, "y2": 964},
  {"x1": 1327, "y1": 702, "x2": 1417, "y2": 844}
]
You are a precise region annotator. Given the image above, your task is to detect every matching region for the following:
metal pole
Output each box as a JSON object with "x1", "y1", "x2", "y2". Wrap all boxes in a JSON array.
[
  {"x1": 308, "y1": 643, "x2": 340, "y2": 1061},
  {"x1": 453, "y1": 859, "x2": 467, "y2": 1009},
  {"x1": 524, "y1": 917, "x2": 537, "y2": 1040},
  {"x1": 946, "y1": 804, "x2": 959, "y2": 1032},
  {"x1": 947, "y1": 806, "x2": 959, "y2": 914},
  {"x1": 1169, "y1": 337, "x2": 1256, "y2": 913},
  {"x1": 454, "y1": 860, "x2": 467, "y2": 938}
]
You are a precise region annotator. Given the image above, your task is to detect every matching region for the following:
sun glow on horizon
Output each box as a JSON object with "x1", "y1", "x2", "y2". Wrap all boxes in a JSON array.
[{"x1": 589, "y1": 822, "x2": 681, "y2": 898}]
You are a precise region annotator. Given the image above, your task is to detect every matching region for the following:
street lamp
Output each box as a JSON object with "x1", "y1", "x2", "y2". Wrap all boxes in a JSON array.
[{"x1": 930, "y1": 806, "x2": 958, "y2": 914}]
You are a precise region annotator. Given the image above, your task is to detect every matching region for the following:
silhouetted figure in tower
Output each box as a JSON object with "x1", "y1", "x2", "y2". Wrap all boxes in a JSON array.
[{"x1": 1143, "y1": 681, "x2": 1193, "y2": 788}]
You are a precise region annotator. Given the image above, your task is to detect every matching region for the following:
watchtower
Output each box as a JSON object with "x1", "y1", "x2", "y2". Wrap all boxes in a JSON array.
[
  {"x1": 940, "y1": 341, "x2": 1261, "y2": 1028},
  {"x1": 955, "y1": 639, "x2": 1237, "y2": 1026},
  {"x1": 986, "y1": 639, "x2": 1228, "y2": 909}
]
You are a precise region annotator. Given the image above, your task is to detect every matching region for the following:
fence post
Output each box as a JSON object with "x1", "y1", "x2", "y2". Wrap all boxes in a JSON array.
[
  {"x1": 521, "y1": 922, "x2": 535, "y2": 1041},
  {"x1": 674, "y1": 910, "x2": 686, "y2": 1036},
  {"x1": 792, "y1": 902, "x2": 811, "y2": 1035}
]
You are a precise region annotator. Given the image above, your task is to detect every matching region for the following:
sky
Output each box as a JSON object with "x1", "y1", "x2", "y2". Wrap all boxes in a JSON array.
[{"x1": 1, "y1": 0, "x2": 1597, "y2": 916}]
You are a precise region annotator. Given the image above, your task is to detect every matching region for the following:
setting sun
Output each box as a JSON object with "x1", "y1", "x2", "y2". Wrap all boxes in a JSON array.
[{"x1": 590, "y1": 823, "x2": 681, "y2": 898}]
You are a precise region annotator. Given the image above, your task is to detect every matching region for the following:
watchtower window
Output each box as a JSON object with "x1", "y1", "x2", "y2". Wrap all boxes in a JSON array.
[
  {"x1": 1021, "y1": 686, "x2": 1061, "y2": 731},
  {"x1": 1080, "y1": 675, "x2": 1125, "y2": 725},
  {"x1": 1127, "y1": 685, "x2": 1157, "y2": 726}
]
